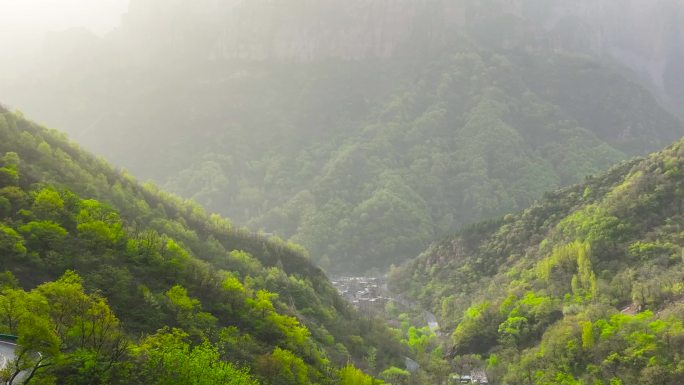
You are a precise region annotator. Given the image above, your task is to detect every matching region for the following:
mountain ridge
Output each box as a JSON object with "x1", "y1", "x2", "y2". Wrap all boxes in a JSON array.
[
  {"x1": 0, "y1": 105, "x2": 403, "y2": 384},
  {"x1": 2, "y1": 0, "x2": 684, "y2": 273}
]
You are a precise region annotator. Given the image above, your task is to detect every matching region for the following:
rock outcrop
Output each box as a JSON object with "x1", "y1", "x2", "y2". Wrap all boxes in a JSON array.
[{"x1": 117, "y1": 0, "x2": 684, "y2": 112}]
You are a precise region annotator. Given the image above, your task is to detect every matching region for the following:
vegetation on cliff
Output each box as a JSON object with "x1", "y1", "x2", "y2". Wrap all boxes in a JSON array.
[{"x1": 392, "y1": 138, "x2": 684, "y2": 384}]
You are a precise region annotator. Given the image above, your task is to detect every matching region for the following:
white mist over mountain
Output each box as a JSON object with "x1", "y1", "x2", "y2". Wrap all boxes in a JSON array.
[{"x1": 0, "y1": 0, "x2": 129, "y2": 78}]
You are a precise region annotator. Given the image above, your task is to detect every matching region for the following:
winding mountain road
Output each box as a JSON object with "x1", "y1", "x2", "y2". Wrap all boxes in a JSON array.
[{"x1": 0, "y1": 340, "x2": 16, "y2": 370}]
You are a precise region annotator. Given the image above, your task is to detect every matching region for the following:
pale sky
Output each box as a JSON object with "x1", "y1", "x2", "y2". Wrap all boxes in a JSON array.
[
  {"x1": 0, "y1": 0, "x2": 129, "y2": 33},
  {"x1": 0, "y1": 0, "x2": 130, "y2": 76}
]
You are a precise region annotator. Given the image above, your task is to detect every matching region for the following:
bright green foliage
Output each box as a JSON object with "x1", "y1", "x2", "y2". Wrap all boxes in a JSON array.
[
  {"x1": 31, "y1": 188, "x2": 64, "y2": 220},
  {"x1": 556, "y1": 205, "x2": 627, "y2": 245},
  {"x1": 0, "y1": 271, "x2": 127, "y2": 385},
  {"x1": 452, "y1": 302, "x2": 498, "y2": 355},
  {"x1": 0, "y1": 152, "x2": 19, "y2": 187},
  {"x1": 537, "y1": 241, "x2": 589, "y2": 282},
  {"x1": 246, "y1": 290, "x2": 312, "y2": 354},
  {"x1": 18, "y1": 221, "x2": 67, "y2": 251},
  {"x1": 580, "y1": 321, "x2": 594, "y2": 349},
  {"x1": 519, "y1": 310, "x2": 684, "y2": 385},
  {"x1": 497, "y1": 292, "x2": 559, "y2": 348},
  {"x1": 75, "y1": 199, "x2": 124, "y2": 250},
  {"x1": 255, "y1": 347, "x2": 311, "y2": 385},
  {"x1": 628, "y1": 241, "x2": 678, "y2": 262},
  {"x1": 0, "y1": 111, "x2": 404, "y2": 385},
  {"x1": 497, "y1": 316, "x2": 529, "y2": 347},
  {"x1": 339, "y1": 364, "x2": 383, "y2": 385},
  {"x1": 165, "y1": 285, "x2": 217, "y2": 336},
  {"x1": 131, "y1": 328, "x2": 257, "y2": 385},
  {"x1": 222, "y1": 273, "x2": 246, "y2": 294},
  {"x1": 537, "y1": 241, "x2": 598, "y2": 300},
  {"x1": 0, "y1": 224, "x2": 25, "y2": 257},
  {"x1": 379, "y1": 366, "x2": 410, "y2": 385},
  {"x1": 404, "y1": 326, "x2": 434, "y2": 355},
  {"x1": 0, "y1": 168, "x2": 18, "y2": 186},
  {"x1": 393, "y1": 138, "x2": 684, "y2": 384}
]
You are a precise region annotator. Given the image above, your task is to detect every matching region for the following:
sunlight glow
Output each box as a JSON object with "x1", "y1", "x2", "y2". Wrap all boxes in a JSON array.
[{"x1": 0, "y1": 0, "x2": 129, "y2": 33}]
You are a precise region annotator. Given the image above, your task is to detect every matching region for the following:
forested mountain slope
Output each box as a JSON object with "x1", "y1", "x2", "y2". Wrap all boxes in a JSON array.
[
  {"x1": 0, "y1": 106, "x2": 402, "y2": 384},
  {"x1": 2, "y1": 0, "x2": 683, "y2": 273},
  {"x1": 391, "y1": 138, "x2": 684, "y2": 384}
]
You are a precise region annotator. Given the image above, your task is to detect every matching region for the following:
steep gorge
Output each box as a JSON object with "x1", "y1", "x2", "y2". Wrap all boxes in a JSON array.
[{"x1": 2, "y1": 0, "x2": 683, "y2": 273}]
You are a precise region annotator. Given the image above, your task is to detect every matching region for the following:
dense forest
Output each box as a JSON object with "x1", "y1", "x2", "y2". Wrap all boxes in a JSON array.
[
  {"x1": 3, "y1": 1, "x2": 684, "y2": 384},
  {"x1": 391, "y1": 136, "x2": 684, "y2": 384},
  {"x1": 3, "y1": 0, "x2": 683, "y2": 273},
  {"x1": 0, "y1": 107, "x2": 405, "y2": 384}
]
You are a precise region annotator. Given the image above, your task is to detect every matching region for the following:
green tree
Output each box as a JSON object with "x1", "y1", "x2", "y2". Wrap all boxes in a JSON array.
[
  {"x1": 0, "y1": 225, "x2": 26, "y2": 259},
  {"x1": 18, "y1": 221, "x2": 67, "y2": 252},
  {"x1": 379, "y1": 366, "x2": 410, "y2": 385},
  {"x1": 165, "y1": 285, "x2": 217, "y2": 336},
  {"x1": 31, "y1": 188, "x2": 64, "y2": 220},
  {"x1": 255, "y1": 347, "x2": 311, "y2": 385},
  {"x1": 131, "y1": 328, "x2": 257, "y2": 385},
  {"x1": 2, "y1": 272, "x2": 128, "y2": 385},
  {"x1": 339, "y1": 364, "x2": 382, "y2": 385}
]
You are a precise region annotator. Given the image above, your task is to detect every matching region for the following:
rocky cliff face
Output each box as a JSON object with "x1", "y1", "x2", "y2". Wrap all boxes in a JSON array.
[
  {"x1": 120, "y1": 0, "x2": 466, "y2": 61},
  {"x1": 537, "y1": 0, "x2": 684, "y2": 113},
  {"x1": 119, "y1": 0, "x2": 684, "y2": 111},
  {"x1": 213, "y1": 0, "x2": 466, "y2": 61}
]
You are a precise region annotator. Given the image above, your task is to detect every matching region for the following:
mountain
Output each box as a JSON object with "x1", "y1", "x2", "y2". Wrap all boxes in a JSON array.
[
  {"x1": 55, "y1": 0, "x2": 684, "y2": 113},
  {"x1": 390, "y1": 137, "x2": 684, "y2": 384},
  {"x1": 507, "y1": 0, "x2": 684, "y2": 116},
  {"x1": 2, "y1": 0, "x2": 683, "y2": 273},
  {"x1": 0, "y1": 106, "x2": 402, "y2": 384}
]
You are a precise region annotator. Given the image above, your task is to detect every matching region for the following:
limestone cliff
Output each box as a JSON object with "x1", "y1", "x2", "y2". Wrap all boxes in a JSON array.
[
  {"x1": 118, "y1": 0, "x2": 684, "y2": 112},
  {"x1": 121, "y1": 0, "x2": 465, "y2": 61},
  {"x1": 537, "y1": 0, "x2": 684, "y2": 113}
]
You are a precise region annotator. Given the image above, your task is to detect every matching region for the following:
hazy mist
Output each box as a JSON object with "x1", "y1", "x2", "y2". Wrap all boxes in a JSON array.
[
  {"x1": 3, "y1": 1, "x2": 684, "y2": 384},
  {"x1": 0, "y1": 0, "x2": 129, "y2": 77}
]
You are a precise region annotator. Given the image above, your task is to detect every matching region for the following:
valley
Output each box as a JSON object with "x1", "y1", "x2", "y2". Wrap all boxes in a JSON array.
[
  {"x1": 3, "y1": 1, "x2": 684, "y2": 384},
  {"x1": 3, "y1": 0, "x2": 684, "y2": 275}
]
